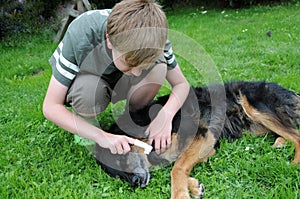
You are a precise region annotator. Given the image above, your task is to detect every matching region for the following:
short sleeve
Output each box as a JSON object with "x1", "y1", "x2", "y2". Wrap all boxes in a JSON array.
[
  {"x1": 49, "y1": 34, "x2": 79, "y2": 87},
  {"x1": 164, "y1": 40, "x2": 178, "y2": 70},
  {"x1": 49, "y1": 10, "x2": 110, "y2": 87}
]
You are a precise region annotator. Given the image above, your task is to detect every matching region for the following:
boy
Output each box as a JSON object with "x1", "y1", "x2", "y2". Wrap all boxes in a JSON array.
[{"x1": 43, "y1": 0, "x2": 190, "y2": 155}]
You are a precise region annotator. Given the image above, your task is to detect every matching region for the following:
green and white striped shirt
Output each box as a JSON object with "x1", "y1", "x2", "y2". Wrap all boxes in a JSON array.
[{"x1": 49, "y1": 9, "x2": 177, "y2": 88}]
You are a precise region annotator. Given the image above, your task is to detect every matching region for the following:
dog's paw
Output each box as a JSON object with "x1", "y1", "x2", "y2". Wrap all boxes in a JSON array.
[
  {"x1": 272, "y1": 137, "x2": 286, "y2": 148},
  {"x1": 188, "y1": 178, "x2": 205, "y2": 199},
  {"x1": 192, "y1": 183, "x2": 205, "y2": 199}
]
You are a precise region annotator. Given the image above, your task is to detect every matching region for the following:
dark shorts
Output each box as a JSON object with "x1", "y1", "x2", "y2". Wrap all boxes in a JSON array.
[{"x1": 65, "y1": 66, "x2": 156, "y2": 115}]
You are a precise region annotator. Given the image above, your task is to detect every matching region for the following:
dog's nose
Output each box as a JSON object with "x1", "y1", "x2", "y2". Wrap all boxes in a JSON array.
[
  {"x1": 131, "y1": 175, "x2": 141, "y2": 186},
  {"x1": 130, "y1": 168, "x2": 150, "y2": 188}
]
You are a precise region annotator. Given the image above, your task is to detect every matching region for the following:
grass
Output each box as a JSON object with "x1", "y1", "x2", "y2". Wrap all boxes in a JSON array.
[{"x1": 1, "y1": 3, "x2": 300, "y2": 199}]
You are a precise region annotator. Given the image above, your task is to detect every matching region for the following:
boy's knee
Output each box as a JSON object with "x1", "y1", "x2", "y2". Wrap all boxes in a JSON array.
[
  {"x1": 66, "y1": 74, "x2": 111, "y2": 115},
  {"x1": 128, "y1": 83, "x2": 161, "y2": 111}
]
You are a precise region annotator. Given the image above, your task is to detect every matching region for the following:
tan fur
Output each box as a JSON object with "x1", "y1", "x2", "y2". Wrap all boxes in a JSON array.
[
  {"x1": 158, "y1": 133, "x2": 181, "y2": 163},
  {"x1": 170, "y1": 131, "x2": 216, "y2": 199},
  {"x1": 188, "y1": 177, "x2": 203, "y2": 197},
  {"x1": 169, "y1": 93, "x2": 299, "y2": 198},
  {"x1": 239, "y1": 93, "x2": 300, "y2": 164}
]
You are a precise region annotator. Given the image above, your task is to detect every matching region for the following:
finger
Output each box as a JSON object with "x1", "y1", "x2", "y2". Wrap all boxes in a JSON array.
[
  {"x1": 116, "y1": 145, "x2": 124, "y2": 155},
  {"x1": 147, "y1": 138, "x2": 153, "y2": 145},
  {"x1": 155, "y1": 144, "x2": 164, "y2": 155},
  {"x1": 161, "y1": 139, "x2": 170, "y2": 154},
  {"x1": 154, "y1": 138, "x2": 160, "y2": 150},
  {"x1": 110, "y1": 147, "x2": 117, "y2": 154},
  {"x1": 127, "y1": 137, "x2": 135, "y2": 145},
  {"x1": 155, "y1": 148, "x2": 161, "y2": 155},
  {"x1": 159, "y1": 146, "x2": 167, "y2": 154},
  {"x1": 122, "y1": 142, "x2": 131, "y2": 154},
  {"x1": 160, "y1": 139, "x2": 166, "y2": 149},
  {"x1": 167, "y1": 137, "x2": 172, "y2": 147}
]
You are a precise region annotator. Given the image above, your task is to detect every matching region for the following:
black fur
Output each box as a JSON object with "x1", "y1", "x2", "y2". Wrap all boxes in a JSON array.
[{"x1": 95, "y1": 81, "x2": 300, "y2": 187}]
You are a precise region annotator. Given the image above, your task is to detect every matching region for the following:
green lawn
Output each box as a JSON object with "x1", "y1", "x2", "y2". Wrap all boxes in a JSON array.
[{"x1": 1, "y1": 4, "x2": 299, "y2": 199}]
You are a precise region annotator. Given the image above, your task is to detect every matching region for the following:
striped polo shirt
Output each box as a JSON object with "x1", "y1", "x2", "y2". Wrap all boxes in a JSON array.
[{"x1": 49, "y1": 9, "x2": 178, "y2": 88}]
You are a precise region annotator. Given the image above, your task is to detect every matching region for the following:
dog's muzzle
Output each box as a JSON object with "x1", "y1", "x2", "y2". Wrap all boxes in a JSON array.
[
  {"x1": 126, "y1": 151, "x2": 150, "y2": 188},
  {"x1": 95, "y1": 145, "x2": 151, "y2": 188},
  {"x1": 130, "y1": 167, "x2": 150, "y2": 188}
]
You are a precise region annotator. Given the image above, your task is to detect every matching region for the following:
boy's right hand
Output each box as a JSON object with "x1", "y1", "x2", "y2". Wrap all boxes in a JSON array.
[{"x1": 98, "y1": 133, "x2": 135, "y2": 155}]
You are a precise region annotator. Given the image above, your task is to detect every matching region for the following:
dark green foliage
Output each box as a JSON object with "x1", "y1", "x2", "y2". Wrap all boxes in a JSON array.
[
  {"x1": 90, "y1": 0, "x2": 121, "y2": 9},
  {"x1": 0, "y1": 0, "x2": 65, "y2": 39}
]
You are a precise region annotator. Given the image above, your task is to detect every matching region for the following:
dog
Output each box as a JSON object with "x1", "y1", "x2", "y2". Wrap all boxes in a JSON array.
[{"x1": 94, "y1": 81, "x2": 300, "y2": 199}]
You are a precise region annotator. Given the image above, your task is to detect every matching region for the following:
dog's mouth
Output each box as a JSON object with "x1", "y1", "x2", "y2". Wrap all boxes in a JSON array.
[{"x1": 98, "y1": 162, "x2": 150, "y2": 188}]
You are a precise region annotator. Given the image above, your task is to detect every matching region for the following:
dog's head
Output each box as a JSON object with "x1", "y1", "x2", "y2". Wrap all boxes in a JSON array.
[{"x1": 95, "y1": 144, "x2": 150, "y2": 188}]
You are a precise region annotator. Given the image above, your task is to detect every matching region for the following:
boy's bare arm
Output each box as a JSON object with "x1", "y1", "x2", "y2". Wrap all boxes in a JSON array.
[
  {"x1": 164, "y1": 64, "x2": 190, "y2": 116},
  {"x1": 43, "y1": 76, "x2": 135, "y2": 154},
  {"x1": 146, "y1": 64, "x2": 190, "y2": 151}
]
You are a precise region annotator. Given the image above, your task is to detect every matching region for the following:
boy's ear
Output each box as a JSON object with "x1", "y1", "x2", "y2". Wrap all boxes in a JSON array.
[{"x1": 106, "y1": 34, "x2": 112, "y2": 49}]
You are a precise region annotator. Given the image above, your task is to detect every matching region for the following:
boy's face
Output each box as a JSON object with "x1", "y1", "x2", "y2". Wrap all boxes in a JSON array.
[
  {"x1": 111, "y1": 48, "x2": 143, "y2": 76},
  {"x1": 106, "y1": 35, "x2": 142, "y2": 76}
]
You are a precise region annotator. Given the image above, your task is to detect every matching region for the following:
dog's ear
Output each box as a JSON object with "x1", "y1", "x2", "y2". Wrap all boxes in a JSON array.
[{"x1": 147, "y1": 151, "x2": 170, "y2": 166}]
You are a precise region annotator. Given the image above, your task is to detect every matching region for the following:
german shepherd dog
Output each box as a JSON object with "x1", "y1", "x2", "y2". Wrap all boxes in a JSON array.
[{"x1": 94, "y1": 81, "x2": 300, "y2": 199}]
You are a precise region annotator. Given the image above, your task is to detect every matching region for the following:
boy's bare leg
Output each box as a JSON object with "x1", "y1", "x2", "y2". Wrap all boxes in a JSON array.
[{"x1": 127, "y1": 63, "x2": 167, "y2": 111}]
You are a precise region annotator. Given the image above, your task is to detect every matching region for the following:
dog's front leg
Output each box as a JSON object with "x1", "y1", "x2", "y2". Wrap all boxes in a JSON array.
[
  {"x1": 170, "y1": 132, "x2": 216, "y2": 199},
  {"x1": 171, "y1": 152, "x2": 198, "y2": 199}
]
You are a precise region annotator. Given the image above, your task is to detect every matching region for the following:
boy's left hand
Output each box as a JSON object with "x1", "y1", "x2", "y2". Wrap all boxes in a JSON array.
[{"x1": 145, "y1": 110, "x2": 172, "y2": 153}]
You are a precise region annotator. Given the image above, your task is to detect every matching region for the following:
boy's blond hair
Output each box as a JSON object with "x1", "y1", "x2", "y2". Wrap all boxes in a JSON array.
[{"x1": 107, "y1": 0, "x2": 168, "y2": 68}]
